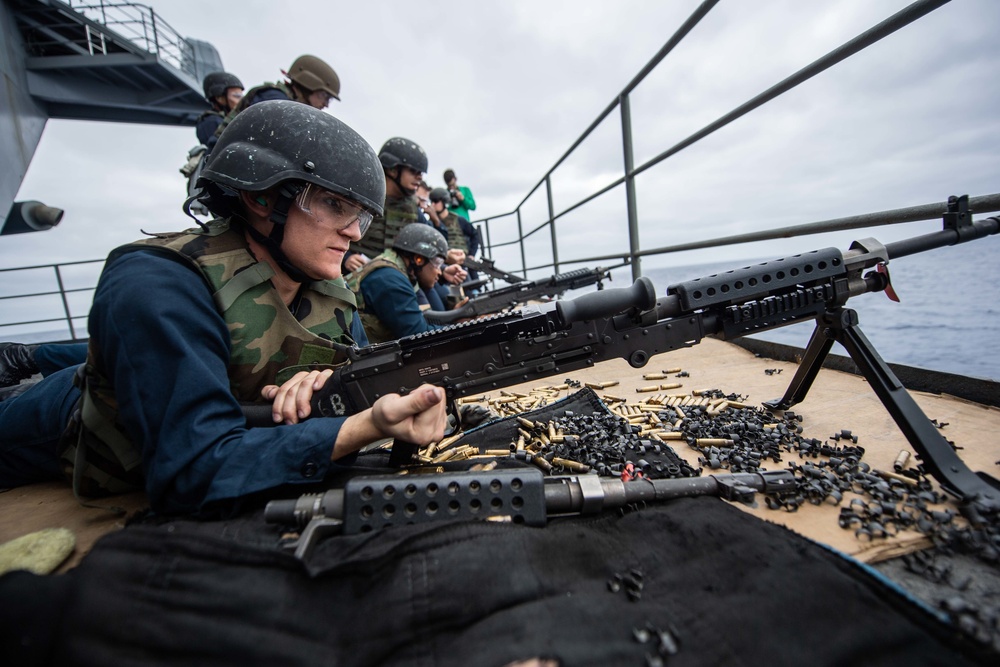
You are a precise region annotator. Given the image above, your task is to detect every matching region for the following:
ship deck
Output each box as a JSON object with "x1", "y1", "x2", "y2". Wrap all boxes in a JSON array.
[{"x1": 1, "y1": 337, "x2": 998, "y2": 572}]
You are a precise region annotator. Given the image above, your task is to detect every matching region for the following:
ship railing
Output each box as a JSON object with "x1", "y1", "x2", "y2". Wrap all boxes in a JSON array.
[
  {"x1": 4, "y1": 190, "x2": 999, "y2": 344},
  {"x1": 471, "y1": 0, "x2": 999, "y2": 282},
  {"x1": 58, "y1": 0, "x2": 197, "y2": 77},
  {"x1": 0, "y1": 259, "x2": 103, "y2": 342}
]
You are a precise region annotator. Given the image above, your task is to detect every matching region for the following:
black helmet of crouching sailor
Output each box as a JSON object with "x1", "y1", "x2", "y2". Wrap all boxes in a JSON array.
[
  {"x1": 392, "y1": 223, "x2": 447, "y2": 264},
  {"x1": 428, "y1": 187, "x2": 450, "y2": 204},
  {"x1": 197, "y1": 100, "x2": 385, "y2": 282},
  {"x1": 378, "y1": 137, "x2": 428, "y2": 175},
  {"x1": 202, "y1": 71, "x2": 244, "y2": 101}
]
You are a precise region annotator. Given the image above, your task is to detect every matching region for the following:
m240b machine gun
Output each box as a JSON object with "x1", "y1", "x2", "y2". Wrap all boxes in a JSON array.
[
  {"x1": 462, "y1": 256, "x2": 525, "y2": 284},
  {"x1": 248, "y1": 196, "x2": 999, "y2": 502},
  {"x1": 424, "y1": 265, "x2": 613, "y2": 325}
]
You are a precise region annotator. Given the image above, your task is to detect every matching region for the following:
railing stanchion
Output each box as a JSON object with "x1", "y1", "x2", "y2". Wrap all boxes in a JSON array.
[
  {"x1": 620, "y1": 92, "x2": 642, "y2": 281},
  {"x1": 53, "y1": 265, "x2": 77, "y2": 340},
  {"x1": 545, "y1": 176, "x2": 559, "y2": 275},
  {"x1": 516, "y1": 209, "x2": 527, "y2": 279}
]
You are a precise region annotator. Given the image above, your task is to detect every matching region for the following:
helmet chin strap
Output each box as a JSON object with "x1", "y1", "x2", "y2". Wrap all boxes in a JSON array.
[
  {"x1": 386, "y1": 168, "x2": 407, "y2": 198},
  {"x1": 247, "y1": 184, "x2": 316, "y2": 284},
  {"x1": 403, "y1": 252, "x2": 422, "y2": 286}
]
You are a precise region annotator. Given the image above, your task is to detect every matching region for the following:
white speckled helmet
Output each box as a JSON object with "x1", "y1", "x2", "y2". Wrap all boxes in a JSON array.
[
  {"x1": 199, "y1": 100, "x2": 384, "y2": 217},
  {"x1": 377, "y1": 137, "x2": 428, "y2": 174}
]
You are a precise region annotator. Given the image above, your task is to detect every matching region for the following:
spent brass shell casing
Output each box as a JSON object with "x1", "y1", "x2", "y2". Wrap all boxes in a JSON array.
[
  {"x1": 585, "y1": 382, "x2": 604, "y2": 390},
  {"x1": 436, "y1": 433, "x2": 465, "y2": 451},
  {"x1": 875, "y1": 469, "x2": 919, "y2": 487},
  {"x1": 532, "y1": 455, "x2": 553, "y2": 472},
  {"x1": 601, "y1": 381, "x2": 620, "y2": 388},
  {"x1": 430, "y1": 449, "x2": 456, "y2": 464},
  {"x1": 552, "y1": 457, "x2": 590, "y2": 473},
  {"x1": 893, "y1": 450, "x2": 911, "y2": 472},
  {"x1": 602, "y1": 395, "x2": 626, "y2": 403},
  {"x1": 662, "y1": 368, "x2": 682, "y2": 374},
  {"x1": 656, "y1": 431, "x2": 685, "y2": 440},
  {"x1": 695, "y1": 438, "x2": 735, "y2": 446},
  {"x1": 643, "y1": 373, "x2": 668, "y2": 381},
  {"x1": 636, "y1": 385, "x2": 659, "y2": 393},
  {"x1": 659, "y1": 382, "x2": 682, "y2": 391},
  {"x1": 485, "y1": 449, "x2": 512, "y2": 456},
  {"x1": 458, "y1": 396, "x2": 486, "y2": 404},
  {"x1": 517, "y1": 417, "x2": 536, "y2": 430}
]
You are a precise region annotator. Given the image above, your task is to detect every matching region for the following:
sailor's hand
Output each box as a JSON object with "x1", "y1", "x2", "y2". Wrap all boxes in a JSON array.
[
  {"x1": 450, "y1": 297, "x2": 470, "y2": 312},
  {"x1": 442, "y1": 264, "x2": 468, "y2": 284},
  {"x1": 446, "y1": 249, "x2": 466, "y2": 265},
  {"x1": 333, "y1": 385, "x2": 447, "y2": 460},
  {"x1": 344, "y1": 253, "x2": 369, "y2": 273},
  {"x1": 261, "y1": 369, "x2": 334, "y2": 424}
]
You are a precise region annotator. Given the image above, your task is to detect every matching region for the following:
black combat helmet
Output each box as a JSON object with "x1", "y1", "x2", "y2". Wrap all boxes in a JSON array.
[
  {"x1": 197, "y1": 100, "x2": 385, "y2": 282},
  {"x1": 199, "y1": 99, "x2": 385, "y2": 217},
  {"x1": 428, "y1": 188, "x2": 450, "y2": 204},
  {"x1": 378, "y1": 138, "x2": 428, "y2": 175},
  {"x1": 286, "y1": 55, "x2": 341, "y2": 100},
  {"x1": 393, "y1": 223, "x2": 448, "y2": 261},
  {"x1": 202, "y1": 71, "x2": 244, "y2": 101}
]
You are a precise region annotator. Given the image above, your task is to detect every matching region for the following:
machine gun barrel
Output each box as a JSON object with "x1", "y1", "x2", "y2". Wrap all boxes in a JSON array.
[{"x1": 265, "y1": 468, "x2": 796, "y2": 559}]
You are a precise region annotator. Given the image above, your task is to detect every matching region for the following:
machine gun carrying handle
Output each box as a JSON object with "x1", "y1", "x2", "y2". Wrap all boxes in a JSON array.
[{"x1": 556, "y1": 277, "x2": 656, "y2": 325}]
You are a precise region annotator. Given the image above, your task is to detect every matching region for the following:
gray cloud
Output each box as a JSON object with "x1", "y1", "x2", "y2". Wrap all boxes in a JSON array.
[{"x1": 3, "y1": 0, "x2": 999, "y2": 318}]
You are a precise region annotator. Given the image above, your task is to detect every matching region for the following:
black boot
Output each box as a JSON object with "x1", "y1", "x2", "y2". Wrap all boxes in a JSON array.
[{"x1": 0, "y1": 343, "x2": 40, "y2": 387}]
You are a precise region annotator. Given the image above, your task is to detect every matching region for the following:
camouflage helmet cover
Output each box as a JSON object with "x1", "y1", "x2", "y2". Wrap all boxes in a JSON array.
[
  {"x1": 286, "y1": 54, "x2": 341, "y2": 100},
  {"x1": 393, "y1": 223, "x2": 448, "y2": 261},
  {"x1": 378, "y1": 137, "x2": 429, "y2": 174},
  {"x1": 202, "y1": 71, "x2": 244, "y2": 100},
  {"x1": 199, "y1": 100, "x2": 385, "y2": 216}
]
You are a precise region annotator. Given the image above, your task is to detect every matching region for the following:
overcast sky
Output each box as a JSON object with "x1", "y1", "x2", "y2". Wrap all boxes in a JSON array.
[{"x1": 3, "y1": 0, "x2": 999, "y2": 329}]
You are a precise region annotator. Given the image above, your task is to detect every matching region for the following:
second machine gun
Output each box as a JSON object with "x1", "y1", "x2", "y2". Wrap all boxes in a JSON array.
[
  {"x1": 424, "y1": 265, "x2": 614, "y2": 325},
  {"x1": 248, "y1": 196, "x2": 999, "y2": 502}
]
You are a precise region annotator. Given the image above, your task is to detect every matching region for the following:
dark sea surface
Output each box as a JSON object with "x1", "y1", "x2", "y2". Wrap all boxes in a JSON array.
[{"x1": 642, "y1": 238, "x2": 1000, "y2": 382}]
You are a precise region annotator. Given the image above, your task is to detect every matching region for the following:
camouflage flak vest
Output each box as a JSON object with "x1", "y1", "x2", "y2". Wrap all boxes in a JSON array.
[
  {"x1": 63, "y1": 219, "x2": 358, "y2": 497},
  {"x1": 350, "y1": 195, "x2": 419, "y2": 260},
  {"x1": 441, "y1": 214, "x2": 468, "y2": 253},
  {"x1": 345, "y1": 249, "x2": 414, "y2": 344}
]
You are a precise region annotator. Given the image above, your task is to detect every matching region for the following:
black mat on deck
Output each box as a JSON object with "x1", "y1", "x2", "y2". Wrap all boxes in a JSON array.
[{"x1": 1, "y1": 493, "x2": 993, "y2": 666}]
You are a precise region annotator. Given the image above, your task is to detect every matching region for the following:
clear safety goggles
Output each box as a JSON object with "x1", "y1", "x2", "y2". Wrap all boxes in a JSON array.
[
  {"x1": 429, "y1": 256, "x2": 445, "y2": 269},
  {"x1": 294, "y1": 184, "x2": 373, "y2": 237}
]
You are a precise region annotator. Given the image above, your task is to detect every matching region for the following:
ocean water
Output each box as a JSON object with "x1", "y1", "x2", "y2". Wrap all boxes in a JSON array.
[
  {"x1": 5, "y1": 237, "x2": 997, "y2": 382},
  {"x1": 642, "y1": 238, "x2": 1000, "y2": 382}
]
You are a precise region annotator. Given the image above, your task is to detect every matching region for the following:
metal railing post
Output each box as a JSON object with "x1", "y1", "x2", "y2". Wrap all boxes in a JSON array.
[
  {"x1": 151, "y1": 9, "x2": 160, "y2": 55},
  {"x1": 53, "y1": 265, "x2": 77, "y2": 340},
  {"x1": 545, "y1": 177, "x2": 559, "y2": 274},
  {"x1": 516, "y1": 209, "x2": 527, "y2": 278},
  {"x1": 620, "y1": 92, "x2": 642, "y2": 281},
  {"x1": 483, "y1": 219, "x2": 492, "y2": 258}
]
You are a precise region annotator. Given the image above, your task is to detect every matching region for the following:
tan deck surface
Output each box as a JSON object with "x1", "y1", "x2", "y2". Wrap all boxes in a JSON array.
[{"x1": 1, "y1": 338, "x2": 997, "y2": 572}]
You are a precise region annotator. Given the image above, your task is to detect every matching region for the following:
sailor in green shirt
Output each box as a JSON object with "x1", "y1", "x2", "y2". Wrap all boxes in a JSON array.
[{"x1": 443, "y1": 168, "x2": 476, "y2": 221}]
